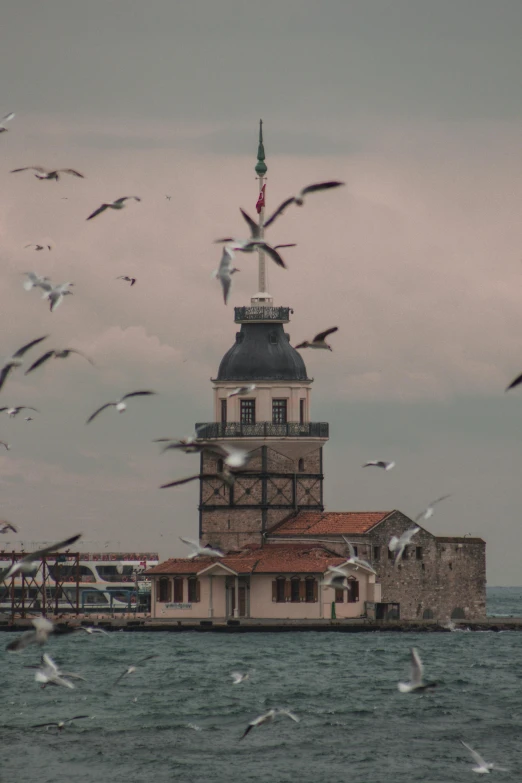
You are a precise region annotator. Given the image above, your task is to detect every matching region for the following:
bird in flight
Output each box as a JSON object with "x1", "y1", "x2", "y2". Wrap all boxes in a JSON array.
[
  {"x1": 25, "y1": 348, "x2": 94, "y2": 375},
  {"x1": 22, "y1": 272, "x2": 51, "y2": 291},
  {"x1": 6, "y1": 618, "x2": 55, "y2": 652},
  {"x1": 39, "y1": 281, "x2": 74, "y2": 312},
  {"x1": 86, "y1": 391, "x2": 156, "y2": 424},
  {"x1": 231, "y1": 671, "x2": 250, "y2": 684},
  {"x1": 113, "y1": 654, "x2": 158, "y2": 686},
  {"x1": 240, "y1": 709, "x2": 299, "y2": 740},
  {"x1": 362, "y1": 460, "x2": 395, "y2": 471},
  {"x1": 398, "y1": 647, "x2": 437, "y2": 693},
  {"x1": 11, "y1": 166, "x2": 84, "y2": 181},
  {"x1": 25, "y1": 244, "x2": 52, "y2": 251},
  {"x1": 0, "y1": 533, "x2": 81, "y2": 582},
  {"x1": 160, "y1": 470, "x2": 235, "y2": 489},
  {"x1": 295, "y1": 327, "x2": 338, "y2": 351},
  {"x1": 0, "y1": 112, "x2": 15, "y2": 133},
  {"x1": 0, "y1": 406, "x2": 38, "y2": 418},
  {"x1": 0, "y1": 521, "x2": 17, "y2": 533},
  {"x1": 215, "y1": 209, "x2": 289, "y2": 269},
  {"x1": 116, "y1": 276, "x2": 136, "y2": 286},
  {"x1": 27, "y1": 653, "x2": 85, "y2": 689},
  {"x1": 75, "y1": 626, "x2": 109, "y2": 636},
  {"x1": 0, "y1": 442, "x2": 11, "y2": 451},
  {"x1": 388, "y1": 526, "x2": 420, "y2": 567},
  {"x1": 179, "y1": 537, "x2": 224, "y2": 559},
  {"x1": 414, "y1": 495, "x2": 451, "y2": 523},
  {"x1": 227, "y1": 384, "x2": 256, "y2": 398},
  {"x1": 0, "y1": 336, "x2": 48, "y2": 391},
  {"x1": 263, "y1": 181, "x2": 345, "y2": 229},
  {"x1": 460, "y1": 741, "x2": 508, "y2": 773},
  {"x1": 86, "y1": 196, "x2": 141, "y2": 221},
  {"x1": 212, "y1": 246, "x2": 240, "y2": 305},
  {"x1": 32, "y1": 715, "x2": 90, "y2": 732},
  {"x1": 340, "y1": 537, "x2": 377, "y2": 574}
]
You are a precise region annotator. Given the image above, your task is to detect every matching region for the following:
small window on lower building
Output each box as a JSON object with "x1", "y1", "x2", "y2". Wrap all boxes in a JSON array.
[
  {"x1": 402, "y1": 547, "x2": 409, "y2": 560},
  {"x1": 416, "y1": 547, "x2": 423, "y2": 560},
  {"x1": 217, "y1": 458, "x2": 224, "y2": 473},
  {"x1": 276, "y1": 577, "x2": 286, "y2": 603},
  {"x1": 158, "y1": 578, "x2": 171, "y2": 603},
  {"x1": 173, "y1": 577, "x2": 183, "y2": 603},
  {"x1": 290, "y1": 578, "x2": 300, "y2": 603},
  {"x1": 187, "y1": 578, "x2": 200, "y2": 603},
  {"x1": 298, "y1": 458, "x2": 305, "y2": 472},
  {"x1": 347, "y1": 579, "x2": 359, "y2": 603},
  {"x1": 272, "y1": 399, "x2": 287, "y2": 424},
  {"x1": 373, "y1": 546, "x2": 381, "y2": 561},
  {"x1": 388, "y1": 548, "x2": 395, "y2": 560},
  {"x1": 305, "y1": 578, "x2": 317, "y2": 603},
  {"x1": 335, "y1": 588, "x2": 345, "y2": 603}
]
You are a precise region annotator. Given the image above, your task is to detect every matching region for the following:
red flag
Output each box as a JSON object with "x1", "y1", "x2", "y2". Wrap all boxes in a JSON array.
[{"x1": 256, "y1": 184, "x2": 266, "y2": 214}]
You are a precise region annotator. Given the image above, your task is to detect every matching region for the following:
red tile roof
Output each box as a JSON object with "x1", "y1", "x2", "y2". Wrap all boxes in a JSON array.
[{"x1": 270, "y1": 511, "x2": 393, "y2": 536}]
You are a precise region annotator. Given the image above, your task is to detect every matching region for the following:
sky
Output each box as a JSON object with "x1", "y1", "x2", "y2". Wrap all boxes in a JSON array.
[{"x1": 0, "y1": 0, "x2": 522, "y2": 583}]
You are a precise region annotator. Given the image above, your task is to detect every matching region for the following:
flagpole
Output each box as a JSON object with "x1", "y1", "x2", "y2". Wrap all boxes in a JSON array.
[{"x1": 255, "y1": 119, "x2": 268, "y2": 295}]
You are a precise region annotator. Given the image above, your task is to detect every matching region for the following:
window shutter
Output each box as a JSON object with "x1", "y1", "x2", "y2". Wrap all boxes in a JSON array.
[
  {"x1": 195, "y1": 579, "x2": 200, "y2": 603},
  {"x1": 299, "y1": 579, "x2": 306, "y2": 602},
  {"x1": 284, "y1": 579, "x2": 291, "y2": 602},
  {"x1": 313, "y1": 579, "x2": 318, "y2": 602},
  {"x1": 353, "y1": 580, "x2": 360, "y2": 602},
  {"x1": 272, "y1": 580, "x2": 277, "y2": 602},
  {"x1": 335, "y1": 588, "x2": 344, "y2": 603}
]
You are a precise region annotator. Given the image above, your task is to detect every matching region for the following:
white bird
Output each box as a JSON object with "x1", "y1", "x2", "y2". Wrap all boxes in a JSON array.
[
  {"x1": 320, "y1": 572, "x2": 350, "y2": 590},
  {"x1": 0, "y1": 112, "x2": 15, "y2": 133},
  {"x1": 116, "y1": 275, "x2": 136, "y2": 286},
  {"x1": 31, "y1": 715, "x2": 90, "y2": 731},
  {"x1": 295, "y1": 327, "x2": 338, "y2": 351},
  {"x1": 162, "y1": 440, "x2": 250, "y2": 469},
  {"x1": 460, "y1": 741, "x2": 508, "y2": 773},
  {"x1": 24, "y1": 416, "x2": 34, "y2": 422},
  {"x1": 0, "y1": 441, "x2": 11, "y2": 451},
  {"x1": 263, "y1": 181, "x2": 345, "y2": 228},
  {"x1": 240, "y1": 708, "x2": 299, "y2": 740},
  {"x1": 160, "y1": 467, "x2": 236, "y2": 490},
  {"x1": 388, "y1": 526, "x2": 420, "y2": 567},
  {"x1": 362, "y1": 460, "x2": 395, "y2": 471},
  {"x1": 340, "y1": 538, "x2": 377, "y2": 574},
  {"x1": 86, "y1": 196, "x2": 141, "y2": 221},
  {"x1": 227, "y1": 385, "x2": 256, "y2": 398},
  {"x1": 0, "y1": 336, "x2": 48, "y2": 391},
  {"x1": 25, "y1": 244, "x2": 52, "y2": 251},
  {"x1": 11, "y1": 166, "x2": 84, "y2": 181},
  {"x1": 215, "y1": 208, "x2": 289, "y2": 269},
  {"x1": 0, "y1": 407, "x2": 39, "y2": 421},
  {"x1": 6, "y1": 618, "x2": 55, "y2": 652},
  {"x1": 25, "y1": 348, "x2": 94, "y2": 375},
  {"x1": 179, "y1": 537, "x2": 224, "y2": 559},
  {"x1": 40, "y1": 281, "x2": 74, "y2": 312},
  {"x1": 86, "y1": 391, "x2": 157, "y2": 424},
  {"x1": 398, "y1": 648, "x2": 437, "y2": 693},
  {"x1": 0, "y1": 520, "x2": 17, "y2": 533},
  {"x1": 231, "y1": 671, "x2": 249, "y2": 685},
  {"x1": 75, "y1": 626, "x2": 109, "y2": 636},
  {"x1": 414, "y1": 495, "x2": 451, "y2": 523},
  {"x1": 22, "y1": 272, "x2": 52, "y2": 291},
  {"x1": 0, "y1": 533, "x2": 81, "y2": 582},
  {"x1": 28, "y1": 653, "x2": 85, "y2": 689},
  {"x1": 212, "y1": 246, "x2": 240, "y2": 305},
  {"x1": 113, "y1": 654, "x2": 158, "y2": 686}
]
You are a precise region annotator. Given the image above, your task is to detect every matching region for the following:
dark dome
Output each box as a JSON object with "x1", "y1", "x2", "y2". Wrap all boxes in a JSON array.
[{"x1": 217, "y1": 322, "x2": 309, "y2": 382}]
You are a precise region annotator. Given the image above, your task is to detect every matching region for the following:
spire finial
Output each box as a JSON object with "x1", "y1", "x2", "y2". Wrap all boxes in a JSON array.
[{"x1": 255, "y1": 118, "x2": 267, "y2": 176}]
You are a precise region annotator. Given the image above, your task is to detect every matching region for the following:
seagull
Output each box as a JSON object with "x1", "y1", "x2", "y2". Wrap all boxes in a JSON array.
[
  {"x1": 86, "y1": 196, "x2": 141, "y2": 221},
  {"x1": 0, "y1": 533, "x2": 81, "y2": 581},
  {"x1": 11, "y1": 166, "x2": 84, "y2": 181},
  {"x1": 0, "y1": 521, "x2": 17, "y2": 533},
  {"x1": 25, "y1": 348, "x2": 94, "y2": 375},
  {"x1": 240, "y1": 709, "x2": 299, "y2": 740},
  {"x1": 389, "y1": 527, "x2": 420, "y2": 567},
  {"x1": 398, "y1": 648, "x2": 437, "y2": 693},
  {"x1": 165, "y1": 195, "x2": 171, "y2": 200},
  {"x1": 295, "y1": 327, "x2": 338, "y2": 351},
  {"x1": 340, "y1": 538, "x2": 377, "y2": 574},
  {"x1": 31, "y1": 715, "x2": 90, "y2": 731},
  {"x1": 75, "y1": 626, "x2": 109, "y2": 636},
  {"x1": 414, "y1": 495, "x2": 451, "y2": 523},
  {"x1": 86, "y1": 391, "x2": 157, "y2": 424},
  {"x1": 22, "y1": 272, "x2": 52, "y2": 291},
  {"x1": 0, "y1": 336, "x2": 48, "y2": 391},
  {"x1": 0, "y1": 112, "x2": 15, "y2": 133},
  {"x1": 227, "y1": 385, "x2": 256, "y2": 398},
  {"x1": 263, "y1": 181, "x2": 345, "y2": 229},
  {"x1": 27, "y1": 653, "x2": 85, "y2": 689},
  {"x1": 6, "y1": 618, "x2": 55, "y2": 652},
  {"x1": 179, "y1": 537, "x2": 225, "y2": 559},
  {"x1": 25, "y1": 244, "x2": 52, "y2": 251},
  {"x1": 24, "y1": 416, "x2": 34, "y2": 422},
  {"x1": 162, "y1": 440, "x2": 250, "y2": 469},
  {"x1": 160, "y1": 469, "x2": 236, "y2": 489},
  {"x1": 460, "y1": 741, "x2": 508, "y2": 773},
  {"x1": 320, "y1": 572, "x2": 350, "y2": 590},
  {"x1": 113, "y1": 654, "x2": 158, "y2": 686},
  {"x1": 0, "y1": 406, "x2": 39, "y2": 418},
  {"x1": 116, "y1": 276, "x2": 136, "y2": 286},
  {"x1": 40, "y1": 281, "x2": 74, "y2": 312},
  {"x1": 215, "y1": 211, "x2": 290, "y2": 269},
  {"x1": 0, "y1": 442, "x2": 11, "y2": 451},
  {"x1": 212, "y1": 246, "x2": 241, "y2": 305},
  {"x1": 362, "y1": 460, "x2": 395, "y2": 471},
  {"x1": 231, "y1": 671, "x2": 249, "y2": 685}
]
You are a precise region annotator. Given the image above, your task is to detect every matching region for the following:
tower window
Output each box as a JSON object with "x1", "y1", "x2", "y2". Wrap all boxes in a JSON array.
[
  {"x1": 220, "y1": 399, "x2": 227, "y2": 424},
  {"x1": 269, "y1": 333, "x2": 278, "y2": 344},
  {"x1": 300, "y1": 399, "x2": 306, "y2": 424},
  {"x1": 298, "y1": 458, "x2": 305, "y2": 472},
  {"x1": 217, "y1": 458, "x2": 224, "y2": 473},
  {"x1": 240, "y1": 399, "x2": 256, "y2": 425},
  {"x1": 272, "y1": 399, "x2": 287, "y2": 424}
]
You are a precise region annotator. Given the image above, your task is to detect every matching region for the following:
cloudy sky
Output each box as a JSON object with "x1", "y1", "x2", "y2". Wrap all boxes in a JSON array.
[{"x1": 1, "y1": 0, "x2": 522, "y2": 583}]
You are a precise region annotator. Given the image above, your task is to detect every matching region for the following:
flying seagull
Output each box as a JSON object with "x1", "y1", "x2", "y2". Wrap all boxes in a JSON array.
[
  {"x1": 161, "y1": 440, "x2": 250, "y2": 469},
  {"x1": 340, "y1": 538, "x2": 377, "y2": 574},
  {"x1": 0, "y1": 521, "x2": 17, "y2": 533},
  {"x1": 0, "y1": 336, "x2": 48, "y2": 391},
  {"x1": 116, "y1": 276, "x2": 136, "y2": 286},
  {"x1": 25, "y1": 348, "x2": 94, "y2": 375},
  {"x1": 0, "y1": 112, "x2": 15, "y2": 133},
  {"x1": 86, "y1": 196, "x2": 141, "y2": 221},
  {"x1": 211, "y1": 246, "x2": 240, "y2": 305},
  {"x1": 460, "y1": 741, "x2": 508, "y2": 773},
  {"x1": 27, "y1": 653, "x2": 86, "y2": 689},
  {"x1": 295, "y1": 327, "x2": 338, "y2": 351},
  {"x1": 40, "y1": 281, "x2": 74, "y2": 312},
  {"x1": 75, "y1": 626, "x2": 109, "y2": 636},
  {"x1": 113, "y1": 654, "x2": 158, "y2": 686},
  {"x1": 86, "y1": 391, "x2": 156, "y2": 424},
  {"x1": 231, "y1": 671, "x2": 250, "y2": 685},
  {"x1": 160, "y1": 470, "x2": 235, "y2": 489},
  {"x1": 11, "y1": 166, "x2": 84, "y2": 181},
  {"x1": 179, "y1": 537, "x2": 224, "y2": 559},
  {"x1": 263, "y1": 181, "x2": 345, "y2": 229},
  {"x1": 398, "y1": 648, "x2": 437, "y2": 693},
  {"x1": 240, "y1": 709, "x2": 299, "y2": 740},
  {"x1": 22, "y1": 272, "x2": 51, "y2": 291},
  {"x1": 0, "y1": 533, "x2": 81, "y2": 582},
  {"x1": 25, "y1": 244, "x2": 52, "y2": 251},
  {"x1": 32, "y1": 716, "x2": 90, "y2": 731},
  {"x1": 227, "y1": 385, "x2": 256, "y2": 398},
  {"x1": 6, "y1": 618, "x2": 55, "y2": 652},
  {"x1": 414, "y1": 495, "x2": 451, "y2": 523},
  {"x1": 215, "y1": 210, "x2": 290, "y2": 268},
  {"x1": 0, "y1": 406, "x2": 38, "y2": 418},
  {"x1": 388, "y1": 526, "x2": 420, "y2": 567},
  {"x1": 0, "y1": 442, "x2": 11, "y2": 451},
  {"x1": 320, "y1": 572, "x2": 350, "y2": 590},
  {"x1": 362, "y1": 460, "x2": 395, "y2": 471}
]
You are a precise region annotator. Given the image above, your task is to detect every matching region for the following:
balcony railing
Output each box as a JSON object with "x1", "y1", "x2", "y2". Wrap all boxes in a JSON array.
[
  {"x1": 234, "y1": 306, "x2": 291, "y2": 323},
  {"x1": 195, "y1": 422, "x2": 329, "y2": 438}
]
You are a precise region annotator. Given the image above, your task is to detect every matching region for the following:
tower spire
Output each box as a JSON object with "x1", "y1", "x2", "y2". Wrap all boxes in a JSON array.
[{"x1": 253, "y1": 119, "x2": 270, "y2": 301}]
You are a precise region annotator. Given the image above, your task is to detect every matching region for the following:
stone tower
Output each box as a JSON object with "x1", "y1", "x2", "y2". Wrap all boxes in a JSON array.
[{"x1": 196, "y1": 122, "x2": 329, "y2": 552}]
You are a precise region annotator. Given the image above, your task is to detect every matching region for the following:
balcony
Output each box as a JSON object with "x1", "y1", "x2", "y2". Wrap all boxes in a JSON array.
[
  {"x1": 234, "y1": 306, "x2": 291, "y2": 323},
  {"x1": 195, "y1": 422, "x2": 329, "y2": 438}
]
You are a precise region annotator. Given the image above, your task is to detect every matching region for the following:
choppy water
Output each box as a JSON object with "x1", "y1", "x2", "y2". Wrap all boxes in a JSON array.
[{"x1": 3, "y1": 589, "x2": 522, "y2": 783}]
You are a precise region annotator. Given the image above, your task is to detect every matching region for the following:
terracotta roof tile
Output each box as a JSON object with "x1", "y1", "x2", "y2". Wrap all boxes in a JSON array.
[{"x1": 270, "y1": 511, "x2": 393, "y2": 536}]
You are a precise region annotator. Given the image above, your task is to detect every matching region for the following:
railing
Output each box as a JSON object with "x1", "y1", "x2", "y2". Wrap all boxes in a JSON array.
[
  {"x1": 195, "y1": 422, "x2": 329, "y2": 438},
  {"x1": 234, "y1": 306, "x2": 291, "y2": 323}
]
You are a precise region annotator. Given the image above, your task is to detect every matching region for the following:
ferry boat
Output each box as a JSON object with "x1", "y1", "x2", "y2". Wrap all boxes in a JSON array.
[{"x1": 0, "y1": 550, "x2": 159, "y2": 614}]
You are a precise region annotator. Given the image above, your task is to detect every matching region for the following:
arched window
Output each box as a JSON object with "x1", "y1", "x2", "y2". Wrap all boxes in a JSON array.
[
  {"x1": 158, "y1": 578, "x2": 171, "y2": 603},
  {"x1": 422, "y1": 608, "x2": 434, "y2": 620},
  {"x1": 451, "y1": 607, "x2": 466, "y2": 619},
  {"x1": 298, "y1": 458, "x2": 305, "y2": 472}
]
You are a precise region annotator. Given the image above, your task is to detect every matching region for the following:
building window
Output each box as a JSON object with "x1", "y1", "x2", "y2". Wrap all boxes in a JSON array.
[
  {"x1": 275, "y1": 577, "x2": 286, "y2": 603},
  {"x1": 220, "y1": 399, "x2": 227, "y2": 423},
  {"x1": 290, "y1": 578, "x2": 300, "y2": 603},
  {"x1": 416, "y1": 547, "x2": 423, "y2": 560},
  {"x1": 158, "y1": 578, "x2": 171, "y2": 603},
  {"x1": 272, "y1": 399, "x2": 287, "y2": 424},
  {"x1": 240, "y1": 399, "x2": 255, "y2": 425},
  {"x1": 352, "y1": 545, "x2": 358, "y2": 557},
  {"x1": 173, "y1": 578, "x2": 183, "y2": 603},
  {"x1": 373, "y1": 546, "x2": 381, "y2": 561},
  {"x1": 305, "y1": 578, "x2": 317, "y2": 603},
  {"x1": 298, "y1": 458, "x2": 305, "y2": 472},
  {"x1": 300, "y1": 398, "x2": 306, "y2": 424},
  {"x1": 335, "y1": 588, "x2": 345, "y2": 603},
  {"x1": 187, "y1": 578, "x2": 200, "y2": 603},
  {"x1": 347, "y1": 579, "x2": 359, "y2": 603},
  {"x1": 388, "y1": 548, "x2": 395, "y2": 560},
  {"x1": 402, "y1": 547, "x2": 409, "y2": 560},
  {"x1": 217, "y1": 458, "x2": 224, "y2": 473}
]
